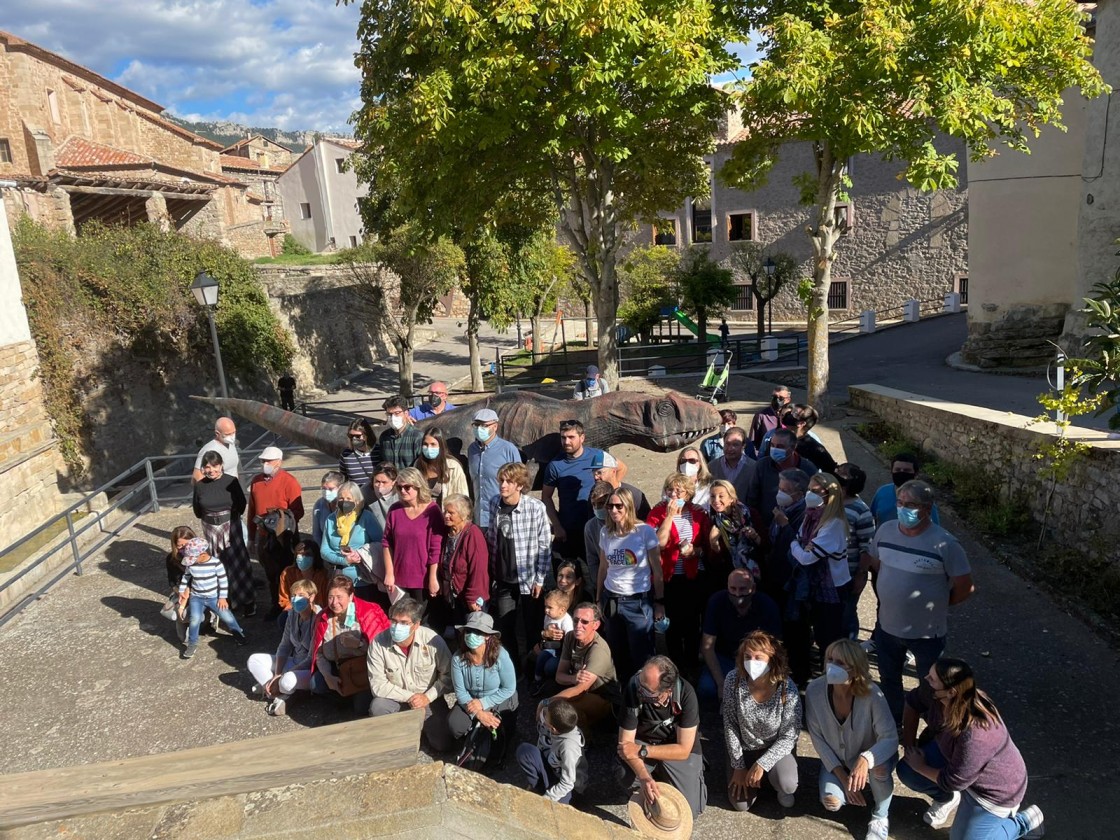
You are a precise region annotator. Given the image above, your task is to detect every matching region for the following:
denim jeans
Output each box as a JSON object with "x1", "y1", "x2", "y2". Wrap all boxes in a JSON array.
[
  {"x1": 898, "y1": 742, "x2": 1035, "y2": 839},
  {"x1": 820, "y1": 754, "x2": 897, "y2": 820},
  {"x1": 601, "y1": 592, "x2": 653, "y2": 681},
  {"x1": 873, "y1": 627, "x2": 946, "y2": 722},
  {"x1": 697, "y1": 652, "x2": 735, "y2": 702},
  {"x1": 515, "y1": 743, "x2": 573, "y2": 804},
  {"x1": 534, "y1": 648, "x2": 560, "y2": 681},
  {"x1": 187, "y1": 595, "x2": 243, "y2": 645}
]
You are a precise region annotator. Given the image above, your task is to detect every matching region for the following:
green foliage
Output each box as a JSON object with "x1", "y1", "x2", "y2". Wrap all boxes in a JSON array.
[
  {"x1": 727, "y1": 244, "x2": 801, "y2": 337},
  {"x1": 510, "y1": 230, "x2": 577, "y2": 320},
  {"x1": 676, "y1": 247, "x2": 737, "y2": 342},
  {"x1": 281, "y1": 234, "x2": 312, "y2": 256},
  {"x1": 13, "y1": 218, "x2": 292, "y2": 473},
  {"x1": 1069, "y1": 265, "x2": 1120, "y2": 427},
  {"x1": 618, "y1": 245, "x2": 678, "y2": 340}
]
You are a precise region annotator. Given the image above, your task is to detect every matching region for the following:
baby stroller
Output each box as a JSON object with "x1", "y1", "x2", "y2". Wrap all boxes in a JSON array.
[{"x1": 696, "y1": 348, "x2": 732, "y2": 404}]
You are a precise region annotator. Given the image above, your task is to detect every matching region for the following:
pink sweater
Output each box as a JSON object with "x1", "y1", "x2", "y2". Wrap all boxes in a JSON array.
[{"x1": 382, "y1": 501, "x2": 445, "y2": 589}]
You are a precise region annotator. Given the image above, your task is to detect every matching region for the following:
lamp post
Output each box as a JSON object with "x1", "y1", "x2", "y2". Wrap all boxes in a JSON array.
[
  {"x1": 191, "y1": 270, "x2": 229, "y2": 398},
  {"x1": 763, "y1": 256, "x2": 776, "y2": 336}
]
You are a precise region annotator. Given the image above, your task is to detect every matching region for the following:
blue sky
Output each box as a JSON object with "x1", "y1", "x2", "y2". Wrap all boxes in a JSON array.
[{"x1": 2, "y1": 3, "x2": 754, "y2": 132}]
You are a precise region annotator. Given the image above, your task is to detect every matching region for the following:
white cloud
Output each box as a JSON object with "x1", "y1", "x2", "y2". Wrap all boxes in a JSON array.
[{"x1": 1, "y1": 1, "x2": 362, "y2": 130}]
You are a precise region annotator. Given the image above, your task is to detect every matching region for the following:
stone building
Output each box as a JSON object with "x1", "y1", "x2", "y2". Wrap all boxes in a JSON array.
[
  {"x1": 637, "y1": 112, "x2": 969, "y2": 323},
  {"x1": 219, "y1": 152, "x2": 288, "y2": 255},
  {"x1": 276, "y1": 137, "x2": 368, "y2": 253},
  {"x1": 220, "y1": 134, "x2": 295, "y2": 171},
  {"x1": 0, "y1": 29, "x2": 277, "y2": 259}
]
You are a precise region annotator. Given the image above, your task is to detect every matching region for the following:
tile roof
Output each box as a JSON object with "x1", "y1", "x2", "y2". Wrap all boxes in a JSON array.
[
  {"x1": 327, "y1": 137, "x2": 361, "y2": 150},
  {"x1": 220, "y1": 154, "x2": 261, "y2": 170},
  {"x1": 55, "y1": 137, "x2": 152, "y2": 168}
]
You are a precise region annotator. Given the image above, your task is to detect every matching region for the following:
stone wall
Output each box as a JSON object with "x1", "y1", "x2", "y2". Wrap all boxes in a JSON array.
[{"x1": 849, "y1": 384, "x2": 1120, "y2": 549}]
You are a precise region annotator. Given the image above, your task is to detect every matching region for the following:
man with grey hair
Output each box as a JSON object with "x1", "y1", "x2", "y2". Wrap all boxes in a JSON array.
[
  {"x1": 368, "y1": 596, "x2": 453, "y2": 751},
  {"x1": 193, "y1": 416, "x2": 239, "y2": 482},
  {"x1": 709, "y1": 425, "x2": 756, "y2": 503},
  {"x1": 864, "y1": 480, "x2": 974, "y2": 723},
  {"x1": 746, "y1": 427, "x2": 818, "y2": 527},
  {"x1": 548, "y1": 602, "x2": 620, "y2": 729}
]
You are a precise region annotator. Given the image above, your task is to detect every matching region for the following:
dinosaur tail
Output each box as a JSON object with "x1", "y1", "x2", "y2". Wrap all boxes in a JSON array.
[{"x1": 191, "y1": 396, "x2": 351, "y2": 459}]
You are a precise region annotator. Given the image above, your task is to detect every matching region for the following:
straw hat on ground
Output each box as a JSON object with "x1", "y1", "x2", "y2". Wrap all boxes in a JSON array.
[{"x1": 627, "y1": 782, "x2": 693, "y2": 840}]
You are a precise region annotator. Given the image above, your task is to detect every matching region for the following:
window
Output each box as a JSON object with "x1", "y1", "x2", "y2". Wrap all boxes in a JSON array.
[
  {"x1": 691, "y1": 199, "x2": 712, "y2": 244},
  {"x1": 727, "y1": 211, "x2": 755, "y2": 242},
  {"x1": 349, "y1": 235, "x2": 359, "y2": 248},
  {"x1": 833, "y1": 203, "x2": 853, "y2": 233},
  {"x1": 300, "y1": 202, "x2": 312, "y2": 219},
  {"x1": 653, "y1": 218, "x2": 678, "y2": 246},
  {"x1": 336, "y1": 158, "x2": 346, "y2": 174},
  {"x1": 733, "y1": 284, "x2": 754, "y2": 311},
  {"x1": 47, "y1": 90, "x2": 61, "y2": 124},
  {"x1": 0, "y1": 139, "x2": 11, "y2": 164},
  {"x1": 827, "y1": 279, "x2": 849, "y2": 310},
  {"x1": 955, "y1": 274, "x2": 969, "y2": 305}
]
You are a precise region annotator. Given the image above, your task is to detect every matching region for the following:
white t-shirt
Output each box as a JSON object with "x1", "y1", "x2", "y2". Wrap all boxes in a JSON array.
[
  {"x1": 194, "y1": 439, "x2": 239, "y2": 477},
  {"x1": 543, "y1": 611, "x2": 575, "y2": 634},
  {"x1": 600, "y1": 523, "x2": 660, "y2": 596}
]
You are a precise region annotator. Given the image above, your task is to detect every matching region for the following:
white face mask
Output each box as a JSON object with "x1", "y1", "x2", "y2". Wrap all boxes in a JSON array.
[
  {"x1": 262, "y1": 463, "x2": 277, "y2": 476},
  {"x1": 221, "y1": 434, "x2": 236, "y2": 447},
  {"x1": 679, "y1": 462, "x2": 699, "y2": 478},
  {"x1": 745, "y1": 659, "x2": 769, "y2": 681},
  {"x1": 721, "y1": 424, "x2": 733, "y2": 435},
  {"x1": 775, "y1": 490, "x2": 794, "y2": 508},
  {"x1": 826, "y1": 663, "x2": 849, "y2": 685},
  {"x1": 389, "y1": 414, "x2": 404, "y2": 430},
  {"x1": 804, "y1": 491, "x2": 825, "y2": 509}
]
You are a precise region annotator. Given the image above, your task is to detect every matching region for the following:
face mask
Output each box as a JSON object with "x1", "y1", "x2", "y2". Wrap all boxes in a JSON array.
[
  {"x1": 338, "y1": 500, "x2": 356, "y2": 514},
  {"x1": 291, "y1": 596, "x2": 310, "y2": 613},
  {"x1": 770, "y1": 448, "x2": 787, "y2": 463},
  {"x1": 323, "y1": 488, "x2": 338, "y2": 503},
  {"x1": 421, "y1": 445, "x2": 440, "y2": 460},
  {"x1": 892, "y1": 471, "x2": 914, "y2": 488},
  {"x1": 222, "y1": 435, "x2": 236, "y2": 446},
  {"x1": 474, "y1": 425, "x2": 491, "y2": 443},
  {"x1": 464, "y1": 632, "x2": 486, "y2": 650},
  {"x1": 295, "y1": 554, "x2": 313, "y2": 571},
  {"x1": 586, "y1": 378, "x2": 597, "y2": 388},
  {"x1": 804, "y1": 491, "x2": 824, "y2": 509},
  {"x1": 389, "y1": 414, "x2": 404, "y2": 430},
  {"x1": 771, "y1": 397, "x2": 783, "y2": 410},
  {"x1": 745, "y1": 659, "x2": 769, "y2": 681},
  {"x1": 732, "y1": 594, "x2": 752, "y2": 610},
  {"x1": 430, "y1": 395, "x2": 443, "y2": 409},
  {"x1": 679, "y1": 462, "x2": 699, "y2": 477},
  {"x1": 775, "y1": 490, "x2": 794, "y2": 508},
  {"x1": 594, "y1": 507, "x2": 607, "y2": 521},
  {"x1": 721, "y1": 424, "x2": 733, "y2": 435},
  {"x1": 262, "y1": 463, "x2": 276, "y2": 476},
  {"x1": 897, "y1": 506, "x2": 923, "y2": 528},
  {"x1": 826, "y1": 663, "x2": 849, "y2": 685},
  {"x1": 653, "y1": 616, "x2": 671, "y2": 634},
  {"x1": 390, "y1": 622, "x2": 412, "y2": 644},
  {"x1": 350, "y1": 438, "x2": 367, "y2": 451}
]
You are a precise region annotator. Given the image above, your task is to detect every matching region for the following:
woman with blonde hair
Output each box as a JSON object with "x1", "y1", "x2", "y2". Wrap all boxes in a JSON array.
[
  {"x1": 806, "y1": 639, "x2": 898, "y2": 840},
  {"x1": 382, "y1": 466, "x2": 445, "y2": 601},
  {"x1": 247, "y1": 578, "x2": 322, "y2": 716},
  {"x1": 722, "y1": 629, "x2": 801, "y2": 812},
  {"x1": 786, "y1": 472, "x2": 851, "y2": 685},
  {"x1": 676, "y1": 446, "x2": 713, "y2": 510},
  {"x1": 707, "y1": 479, "x2": 761, "y2": 579},
  {"x1": 597, "y1": 486, "x2": 664, "y2": 682}
]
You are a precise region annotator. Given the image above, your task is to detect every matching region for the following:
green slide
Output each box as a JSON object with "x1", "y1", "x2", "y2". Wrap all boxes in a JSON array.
[{"x1": 671, "y1": 308, "x2": 721, "y2": 343}]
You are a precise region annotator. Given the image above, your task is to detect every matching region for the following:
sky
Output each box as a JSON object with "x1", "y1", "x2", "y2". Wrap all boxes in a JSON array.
[{"x1": 2, "y1": 3, "x2": 755, "y2": 134}]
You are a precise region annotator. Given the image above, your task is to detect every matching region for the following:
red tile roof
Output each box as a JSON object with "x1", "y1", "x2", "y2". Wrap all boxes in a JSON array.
[
  {"x1": 220, "y1": 154, "x2": 261, "y2": 170},
  {"x1": 55, "y1": 137, "x2": 151, "y2": 168}
]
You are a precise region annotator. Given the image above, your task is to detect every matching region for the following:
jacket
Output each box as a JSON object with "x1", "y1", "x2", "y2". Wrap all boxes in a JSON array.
[
  {"x1": 805, "y1": 676, "x2": 898, "y2": 775},
  {"x1": 310, "y1": 596, "x2": 389, "y2": 673},
  {"x1": 440, "y1": 523, "x2": 490, "y2": 606},
  {"x1": 367, "y1": 625, "x2": 452, "y2": 704},
  {"x1": 247, "y1": 468, "x2": 304, "y2": 540},
  {"x1": 275, "y1": 607, "x2": 319, "y2": 672},
  {"x1": 322, "y1": 508, "x2": 379, "y2": 582},
  {"x1": 535, "y1": 716, "x2": 589, "y2": 802},
  {"x1": 646, "y1": 502, "x2": 712, "y2": 581}
]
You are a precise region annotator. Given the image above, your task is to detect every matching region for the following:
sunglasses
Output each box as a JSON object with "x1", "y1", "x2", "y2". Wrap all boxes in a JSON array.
[
  {"x1": 348, "y1": 435, "x2": 364, "y2": 441},
  {"x1": 574, "y1": 617, "x2": 596, "y2": 626},
  {"x1": 607, "y1": 503, "x2": 625, "y2": 510},
  {"x1": 680, "y1": 458, "x2": 699, "y2": 464},
  {"x1": 397, "y1": 484, "x2": 416, "y2": 492}
]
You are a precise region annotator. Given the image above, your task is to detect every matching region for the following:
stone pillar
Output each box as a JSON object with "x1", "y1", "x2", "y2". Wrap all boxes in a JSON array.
[
  {"x1": 144, "y1": 191, "x2": 171, "y2": 232},
  {"x1": 0, "y1": 190, "x2": 66, "y2": 549}
]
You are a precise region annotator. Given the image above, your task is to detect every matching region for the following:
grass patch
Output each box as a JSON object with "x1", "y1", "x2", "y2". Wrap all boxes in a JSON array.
[
  {"x1": 252, "y1": 253, "x2": 345, "y2": 266},
  {"x1": 0, "y1": 511, "x2": 89, "y2": 574}
]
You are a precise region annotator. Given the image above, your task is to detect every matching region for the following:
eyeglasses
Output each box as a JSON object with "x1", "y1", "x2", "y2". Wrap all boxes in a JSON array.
[
  {"x1": 607, "y1": 503, "x2": 625, "y2": 510},
  {"x1": 574, "y1": 617, "x2": 596, "y2": 626},
  {"x1": 397, "y1": 484, "x2": 416, "y2": 492},
  {"x1": 680, "y1": 458, "x2": 699, "y2": 465}
]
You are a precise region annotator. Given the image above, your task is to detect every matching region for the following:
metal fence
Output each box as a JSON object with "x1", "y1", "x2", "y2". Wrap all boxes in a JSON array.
[{"x1": 617, "y1": 335, "x2": 805, "y2": 378}]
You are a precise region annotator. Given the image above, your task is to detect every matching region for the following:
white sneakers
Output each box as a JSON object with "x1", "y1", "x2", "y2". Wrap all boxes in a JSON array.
[
  {"x1": 923, "y1": 791, "x2": 961, "y2": 828},
  {"x1": 1020, "y1": 804, "x2": 1045, "y2": 838},
  {"x1": 866, "y1": 816, "x2": 890, "y2": 840}
]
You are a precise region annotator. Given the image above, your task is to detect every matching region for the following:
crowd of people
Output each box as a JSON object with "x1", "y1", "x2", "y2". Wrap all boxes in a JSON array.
[{"x1": 163, "y1": 379, "x2": 1044, "y2": 840}]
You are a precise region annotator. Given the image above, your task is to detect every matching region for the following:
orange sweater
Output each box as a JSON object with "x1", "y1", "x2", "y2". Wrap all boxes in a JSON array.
[
  {"x1": 277, "y1": 566, "x2": 330, "y2": 610},
  {"x1": 247, "y1": 468, "x2": 305, "y2": 540}
]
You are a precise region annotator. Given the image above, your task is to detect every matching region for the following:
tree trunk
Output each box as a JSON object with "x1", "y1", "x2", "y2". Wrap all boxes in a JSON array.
[
  {"x1": 467, "y1": 294, "x2": 483, "y2": 392},
  {"x1": 583, "y1": 299, "x2": 594, "y2": 348},
  {"x1": 756, "y1": 293, "x2": 766, "y2": 342},
  {"x1": 530, "y1": 313, "x2": 544, "y2": 361},
  {"x1": 398, "y1": 324, "x2": 415, "y2": 398},
  {"x1": 595, "y1": 248, "x2": 619, "y2": 384},
  {"x1": 806, "y1": 142, "x2": 845, "y2": 417}
]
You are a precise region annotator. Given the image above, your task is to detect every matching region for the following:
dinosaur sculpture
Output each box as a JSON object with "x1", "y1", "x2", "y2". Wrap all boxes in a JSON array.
[{"x1": 194, "y1": 391, "x2": 721, "y2": 471}]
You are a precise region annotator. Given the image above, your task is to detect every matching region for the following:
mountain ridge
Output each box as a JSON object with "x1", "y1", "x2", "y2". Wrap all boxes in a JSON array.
[{"x1": 162, "y1": 114, "x2": 353, "y2": 153}]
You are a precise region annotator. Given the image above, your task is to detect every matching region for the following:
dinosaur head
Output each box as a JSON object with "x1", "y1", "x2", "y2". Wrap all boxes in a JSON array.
[{"x1": 605, "y1": 391, "x2": 722, "y2": 451}]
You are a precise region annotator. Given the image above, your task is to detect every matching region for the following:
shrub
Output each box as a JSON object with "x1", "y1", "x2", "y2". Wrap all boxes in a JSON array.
[{"x1": 281, "y1": 233, "x2": 312, "y2": 256}]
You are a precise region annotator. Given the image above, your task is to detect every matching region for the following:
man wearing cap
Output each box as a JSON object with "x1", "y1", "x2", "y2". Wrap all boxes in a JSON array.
[
  {"x1": 591, "y1": 451, "x2": 650, "y2": 520},
  {"x1": 409, "y1": 381, "x2": 456, "y2": 422},
  {"x1": 468, "y1": 407, "x2": 522, "y2": 529},
  {"x1": 193, "y1": 417, "x2": 240, "y2": 482},
  {"x1": 573, "y1": 365, "x2": 611, "y2": 400},
  {"x1": 248, "y1": 446, "x2": 305, "y2": 616},
  {"x1": 617, "y1": 655, "x2": 706, "y2": 818}
]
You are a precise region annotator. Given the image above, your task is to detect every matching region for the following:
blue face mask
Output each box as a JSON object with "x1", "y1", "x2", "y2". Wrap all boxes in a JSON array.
[
  {"x1": 653, "y1": 616, "x2": 671, "y2": 634},
  {"x1": 390, "y1": 622, "x2": 412, "y2": 644},
  {"x1": 594, "y1": 507, "x2": 607, "y2": 521},
  {"x1": 291, "y1": 596, "x2": 310, "y2": 613},
  {"x1": 474, "y1": 426, "x2": 491, "y2": 443},
  {"x1": 295, "y1": 553, "x2": 313, "y2": 572},
  {"x1": 421, "y1": 445, "x2": 440, "y2": 460},
  {"x1": 586, "y1": 378, "x2": 597, "y2": 388},
  {"x1": 464, "y1": 632, "x2": 486, "y2": 650},
  {"x1": 770, "y1": 448, "x2": 787, "y2": 463},
  {"x1": 898, "y1": 506, "x2": 923, "y2": 528},
  {"x1": 323, "y1": 487, "x2": 338, "y2": 502}
]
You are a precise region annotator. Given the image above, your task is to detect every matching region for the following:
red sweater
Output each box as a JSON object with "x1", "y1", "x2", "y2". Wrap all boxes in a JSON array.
[
  {"x1": 247, "y1": 468, "x2": 305, "y2": 540},
  {"x1": 309, "y1": 596, "x2": 389, "y2": 673},
  {"x1": 441, "y1": 523, "x2": 490, "y2": 607},
  {"x1": 647, "y1": 502, "x2": 711, "y2": 581}
]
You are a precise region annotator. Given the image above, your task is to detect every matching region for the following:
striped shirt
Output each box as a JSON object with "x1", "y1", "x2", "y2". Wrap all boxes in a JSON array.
[
  {"x1": 339, "y1": 448, "x2": 377, "y2": 484},
  {"x1": 843, "y1": 497, "x2": 875, "y2": 576},
  {"x1": 178, "y1": 557, "x2": 229, "y2": 600}
]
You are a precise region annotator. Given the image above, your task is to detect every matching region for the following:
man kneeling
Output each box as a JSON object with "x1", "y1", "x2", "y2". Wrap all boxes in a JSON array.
[{"x1": 368, "y1": 597, "x2": 453, "y2": 752}]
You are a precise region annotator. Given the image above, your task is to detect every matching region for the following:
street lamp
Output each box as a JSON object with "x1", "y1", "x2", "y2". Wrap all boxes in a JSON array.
[
  {"x1": 191, "y1": 270, "x2": 229, "y2": 398},
  {"x1": 763, "y1": 257, "x2": 776, "y2": 337}
]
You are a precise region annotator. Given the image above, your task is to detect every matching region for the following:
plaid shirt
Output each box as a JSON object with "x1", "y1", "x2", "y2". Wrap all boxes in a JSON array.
[
  {"x1": 374, "y1": 425, "x2": 422, "y2": 470},
  {"x1": 486, "y1": 492, "x2": 552, "y2": 593}
]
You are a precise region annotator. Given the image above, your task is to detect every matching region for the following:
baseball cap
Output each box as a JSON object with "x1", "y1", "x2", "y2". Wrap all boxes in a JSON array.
[
  {"x1": 586, "y1": 365, "x2": 599, "y2": 376},
  {"x1": 260, "y1": 445, "x2": 283, "y2": 461},
  {"x1": 590, "y1": 451, "x2": 618, "y2": 470}
]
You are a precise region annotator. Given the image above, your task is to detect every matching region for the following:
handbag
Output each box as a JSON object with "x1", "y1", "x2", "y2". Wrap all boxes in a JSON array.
[
  {"x1": 337, "y1": 655, "x2": 370, "y2": 697},
  {"x1": 455, "y1": 720, "x2": 493, "y2": 771}
]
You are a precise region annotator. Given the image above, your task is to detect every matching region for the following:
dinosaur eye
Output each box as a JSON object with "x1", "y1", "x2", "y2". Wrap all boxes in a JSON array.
[{"x1": 656, "y1": 399, "x2": 673, "y2": 417}]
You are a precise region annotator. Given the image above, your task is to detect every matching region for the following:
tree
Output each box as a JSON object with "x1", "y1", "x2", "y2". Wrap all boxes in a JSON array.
[
  {"x1": 460, "y1": 226, "x2": 514, "y2": 392},
  {"x1": 721, "y1": 0, "x2": 1107, "y2": 413},
  {"x1": 510, "y1": 231, "x2": 578, "y2": 360},
  {"x1": 727, "y1": 243, "x2": 800, "y2": 341},
  {"x1": 1069, "y1": 268, "x2": 1120, "y2": 428},
  {"x1": 344, "y1": 224, "x2": 465, "y2": 397},
  {"x1": 676, "y1": 247, "x2": 737, "y2": 348},
  {"x1": 618, "y1": 245, "x2": 678, "y2": 344},
  {"x1": 347, "y1": 0, "x2": 736, "y2": 385}
]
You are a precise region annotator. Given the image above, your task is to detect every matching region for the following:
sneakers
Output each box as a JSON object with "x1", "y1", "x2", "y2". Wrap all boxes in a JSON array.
[
  {"x1": 243, "y1": 603, "x2": 258, "y2": 617},
  {"x1": 777, "y1": 791, "x2": 796, "y2": 808},
  {"x1": 860, "y1": 639, "x2": 876, "y2": 654},
  {"x1": 923, "y1": 792, "x2": 961, "y2": 828},
  {"x1": 905, "y1": 650, "x2": 917, "y2": 666},
  {"x1": 866, "y1": 816, "x2": 890, "y2": 840},
  {"x1": 1020, "y1": 804, "x2": 1045, "y2": 838},
  {"x1": 232, "y1": 630, "x2": 248, "y2": 646},
  {"x1": 529, "y1": 680, "x2": 544, "y2": 698},
  {"x1": 181, "y1": 643, "x2": 198, "y2": 659},
  {"x1": 267, "y1": 697, "x2": 287, "y2": 716}
]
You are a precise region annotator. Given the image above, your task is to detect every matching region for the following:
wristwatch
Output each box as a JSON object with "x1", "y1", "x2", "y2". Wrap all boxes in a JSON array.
[{"x1": 639, "y1": 745, "x2": 649, "y2": 759}]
